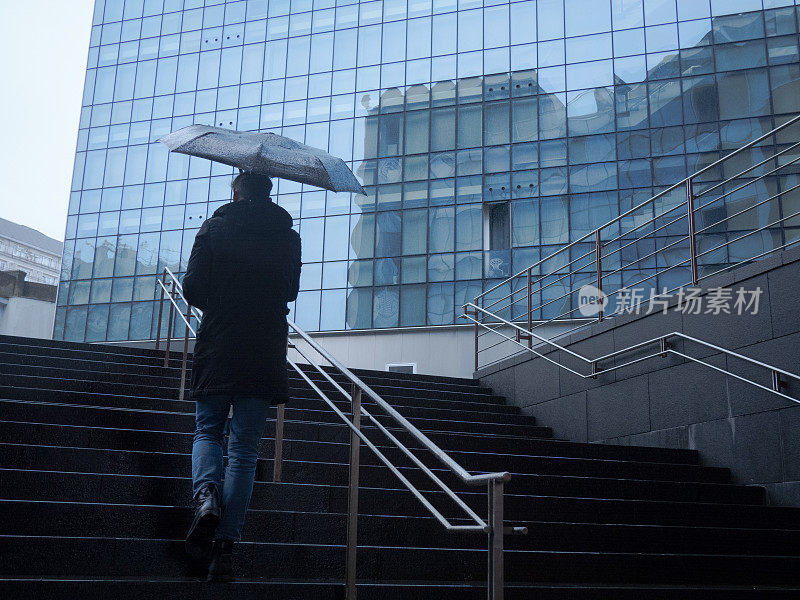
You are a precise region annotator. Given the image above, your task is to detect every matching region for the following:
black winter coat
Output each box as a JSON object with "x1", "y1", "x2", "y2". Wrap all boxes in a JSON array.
[{"x1": 183, "y1": 197, "x2": 301, "y2": 404}]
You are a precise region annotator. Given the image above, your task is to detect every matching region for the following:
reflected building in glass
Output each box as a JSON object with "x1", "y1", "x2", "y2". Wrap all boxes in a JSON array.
[{"x1": 58, "y1": 0, "x2": 800, "y2": 356}]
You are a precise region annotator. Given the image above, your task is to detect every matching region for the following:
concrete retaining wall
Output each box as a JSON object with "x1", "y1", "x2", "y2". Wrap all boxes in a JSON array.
[{"x1": 477, "y1": 245, "x2": 800, "y2": 506}]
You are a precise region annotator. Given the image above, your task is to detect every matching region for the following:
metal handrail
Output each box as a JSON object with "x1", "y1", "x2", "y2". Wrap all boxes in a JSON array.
[
  {"x1": 154, "y1": 267, "x2": 525, "y2": 600},
  {"x1": 471, "y1": 114, "x2": 800, "y2": 368},
  {"x1": 476, "y1": 112, "x2": 800, "y2": 303},
  {"x1": 463, "y1": 302, "x2": 800, "y2": 405}
]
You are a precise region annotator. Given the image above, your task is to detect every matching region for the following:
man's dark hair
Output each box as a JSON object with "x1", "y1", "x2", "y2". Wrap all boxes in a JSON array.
[{"x1": 231, "y1": 172, "x2": 273, "y2": 201}]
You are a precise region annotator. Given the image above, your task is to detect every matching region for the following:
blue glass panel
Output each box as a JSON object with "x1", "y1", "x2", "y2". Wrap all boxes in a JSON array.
[
  {"x1": 373, "y1": 286, "x2": 400, "y2": 327},
  {"x1": 295, "y1": 290, "x2": 321, "y2": 330},
  {"x1": 399, "y1": 284, "x2": 426, "y2": 325},
  {"x1": 300, "y1": 217, "x2": 325, "y2": 262},
  {"x1": 566, "y1": 60, "x2": 613, "y2": 90},
  {"x1": 644, "y1": 0, "x2": 677, "y2": 25},
  {"x1": 320, "y1": 289, "x2": 346, "y2": 329},
  {"x1": 566, "y1": 0, "x2": 611, "y2": 37},
  {"x1": 455, "y1": 204, "x2": 481, "y2": 251},
  {"x1": 346, "y1": 288, "x2": 372, "y2": 328},
  {"x1": 432, "y1": 13, "x2": 457, "y2": 54},
  {"x1": 716, "y1": 40, "x2": 768, "y2": 71},
  {"x1": 713, "y1": 11, "x2": 765, "y2": 43},
  {"x1": 765, "y1": 7, "x2": 798, "y2": 36},
  {"x1": 428, "y1": 253, "x2": 454, "y2": 281},
  {"x1": 767, "y1": 35, "x2": 800, "y2": 65},
  {"x1": 679, "y1": 19, "x2": 712, "y2": 48},
  {"x1": 375, "y1": 211, "x2": 402, "y2": 257},
  {"x1": 647, "y1": 23, "x2": 679, "y2": 52},
  {"x1": 717, "y1": 68, "x2": 770, "y2": 120},
  {"x1": 299, "y1": 262, "x2": 322, "y2": 291},
  {"x1": 510, "y1": 1, "x2": 536, "y2": 45},
  {"x1": 567, "y1": 34, "x2": 612, "y2": 63},
  {"x1": 73, "y1": 238, "x2": 96, "y2": 279},
  {"x1": 64, "y1": 306, "x2": 88, "y2": 342},
  {"x1": 771, "y1": 63, "x2": 800, "y2": 114},
  {"x1": 86, "y1": 304, "x2": 110, "y2": 342},
  {"x1": 677, "y1": 0, "x2": 711, "y2": 20},
  {"x1": 93, "y1": 238, "x2": 116, "y2": 277},
  {"x1": 323, "y1": 215, "x2": 350, "y2": 261},
  {"x1": 128, "y1": 302, "x2": 152, "y2": 340},
  {"x1": 427, "y1": 282, "x2": 454, "y2": 324},
  {"x1": 613, "y1": 0, "x2": 644, "y2": 29},
  {"x1": 429, "y1": 206, "x2": 455, "y2": 253}
]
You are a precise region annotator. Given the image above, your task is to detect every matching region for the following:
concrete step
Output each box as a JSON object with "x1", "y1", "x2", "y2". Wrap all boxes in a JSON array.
[
  {"x1": 2, "y1": 334, "x2": 796, "y2": 594},
  {"x1": 4, "y1": 535, "x2": 800, "y2": 584},
  {"x1": 0, "y1": 442, "x2": 729, "y2": 485},
  {"x1": 3, "y1": 579, "x2": 799, "y2": 600},
  {"x1": 0, "y1": 337, "x2": 481, "y2": 388},
  {"x1": 0, "y1": 399, "x2": 557, "y2": 454},
  {"x1": 3, "y1": 469, "x2": 794, "y2": 529},
  {"x1": 0, "y1": 371, "x2": 521, "y2": 422},
  {"x1": 0, "y1": 354, "x2": 493, "y2": 398},
  {"x1": 5, "y1": 501, "x2": 794, "y2": 555},
  {"x1": 0, "y1": 361, "x2": 504, "y2": 408},
  {"x1": 0, "y1": 419, "x2": 704, "y2": 468}
]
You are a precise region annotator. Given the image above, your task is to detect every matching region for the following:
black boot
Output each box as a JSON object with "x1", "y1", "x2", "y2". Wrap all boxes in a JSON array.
[
  {"x1": 185, "y1": 483, "x2": 220, "y2": 562},
  {"x1": 207, "y1": 539, "x2": 235, "y2": 582}
]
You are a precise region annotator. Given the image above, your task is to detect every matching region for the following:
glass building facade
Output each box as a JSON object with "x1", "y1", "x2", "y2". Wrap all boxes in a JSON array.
[{"x1": 56, "y1": 0, "x2": 800, "y2": 342}]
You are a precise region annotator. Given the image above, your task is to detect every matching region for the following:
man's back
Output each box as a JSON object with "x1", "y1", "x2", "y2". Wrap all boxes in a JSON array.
[{"x1": 183, "y1": 197, "x2": 301, "y2": 404}]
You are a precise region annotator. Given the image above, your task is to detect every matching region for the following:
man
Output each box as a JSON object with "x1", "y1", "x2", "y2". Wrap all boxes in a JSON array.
[{"x1": 182, "y1": 171, "x2": 301, "y2": 582}]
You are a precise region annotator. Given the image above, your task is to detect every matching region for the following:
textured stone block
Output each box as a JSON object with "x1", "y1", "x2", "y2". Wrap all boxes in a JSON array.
[
  {"x1": 648, "y1": 359, "x2": 729, "y2": 431},
  {"x1": 586, "y1": 375, "x2": 650, "y2": 441},
  {"x1": 525, "y1": 392, "x2": 588, "y2": 442}
]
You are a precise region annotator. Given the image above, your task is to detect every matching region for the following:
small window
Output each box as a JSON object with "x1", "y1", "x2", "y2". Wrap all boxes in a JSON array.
[
  {"x1": 483, "y1": 201, "x2": 511, "y2": 251},
  {"x1": 386, "y1": 363, "x2": 417, "y2": 374}
]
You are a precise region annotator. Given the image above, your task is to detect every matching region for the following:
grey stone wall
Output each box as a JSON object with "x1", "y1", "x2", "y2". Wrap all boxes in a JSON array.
[{"x1": 477, "y1": 246, "x2": 800, "y2": 506}]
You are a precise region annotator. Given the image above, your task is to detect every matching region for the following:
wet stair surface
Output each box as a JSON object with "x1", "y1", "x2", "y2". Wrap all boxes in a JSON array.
[{"x1": 1, "y1": 334, "x2": 799, "y2": 599}]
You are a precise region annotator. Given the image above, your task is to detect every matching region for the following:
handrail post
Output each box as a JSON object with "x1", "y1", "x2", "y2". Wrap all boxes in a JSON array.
[
  {"x1": 155, "y1": 270, "x2": 166, "y2": 351},
  {"x1": 526, "y1": 268, "x2": 533, "y2": 347},
  {"x1": 178, "y1": 304, "x2": 192, "y2": 401},
  {"x1": 163, "y1": 280, "x2": 176, "y2": 367},
  {"x1": 474, "y1": 303, "x2": 480, "y2": 372},
  {"x1": 772, "y1": 370, "x2": 783, "y2": 393},
  {"x1": 687, "y1": 177, "x2": 699, "y2": 285},
  {"x1": 488, "y1": 479, "x2": 504, "y2": 600},
  {"x1": 595, "y1": 229, "x2": 604, "y2": 322},
  {"x1": 346, "y1": 385, "x2": 362, "y2": 600},
  {"x1": 273, "y1": 403, "x2": 285, "y2": 482}
]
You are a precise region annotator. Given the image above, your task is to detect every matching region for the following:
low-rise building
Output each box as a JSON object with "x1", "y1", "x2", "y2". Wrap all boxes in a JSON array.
[
  {"x1": 0, "y1": 217, "x2": 63, "y2": 287},
  {"x1": 0, "y1": 269, "x2": 58, "y2": 338}
]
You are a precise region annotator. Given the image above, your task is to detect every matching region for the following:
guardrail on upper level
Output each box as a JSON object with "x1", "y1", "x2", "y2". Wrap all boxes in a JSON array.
[
  {"x1": 154, "y1": 266, "x2": 526, "y2": 600},
  {"x1": 468, "y1": 113, "x2": 800, "y2": 371}
]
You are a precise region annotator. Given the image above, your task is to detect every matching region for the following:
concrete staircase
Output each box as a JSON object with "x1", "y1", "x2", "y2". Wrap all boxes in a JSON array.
[{"x1": 1, "y1": 334, "x2": 800, "y2": 598}]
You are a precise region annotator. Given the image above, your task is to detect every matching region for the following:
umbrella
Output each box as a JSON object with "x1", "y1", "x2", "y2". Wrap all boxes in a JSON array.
[{"x1": 158, "y1": 125, "x2": 365, "y2": 195}]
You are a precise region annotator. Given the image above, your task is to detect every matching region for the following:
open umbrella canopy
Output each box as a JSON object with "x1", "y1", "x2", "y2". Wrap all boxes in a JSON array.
[{"x1": 159, "y1": 125, "x2": 365, "y2": 195}]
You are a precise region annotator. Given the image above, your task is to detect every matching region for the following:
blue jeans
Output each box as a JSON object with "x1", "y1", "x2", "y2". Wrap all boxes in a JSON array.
[{"x1": 191, "y1": 394, "x2": 273, "y2": 542}]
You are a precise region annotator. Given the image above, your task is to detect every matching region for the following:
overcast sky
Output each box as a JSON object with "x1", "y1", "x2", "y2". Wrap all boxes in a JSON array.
[{"x1": 0, "y1": 0, "x2": 94, "y2": 241}]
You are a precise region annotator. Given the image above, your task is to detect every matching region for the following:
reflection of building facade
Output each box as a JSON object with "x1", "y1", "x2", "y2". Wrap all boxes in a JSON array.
[{"x1": 59, "y1": 1, "x2": 800, "y2": 372}]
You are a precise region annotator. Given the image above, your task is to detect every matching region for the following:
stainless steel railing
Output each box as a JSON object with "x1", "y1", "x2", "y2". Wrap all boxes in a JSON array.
[
  {"x1": 154, "y1": 266, "x2": 526, "y2": 599},
  {"x1": 463, "y1": 302, "x2": 800, "y2": 406},
  {"x1": 470, "y1": 113, "x2": 800, "y2": 371}
]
